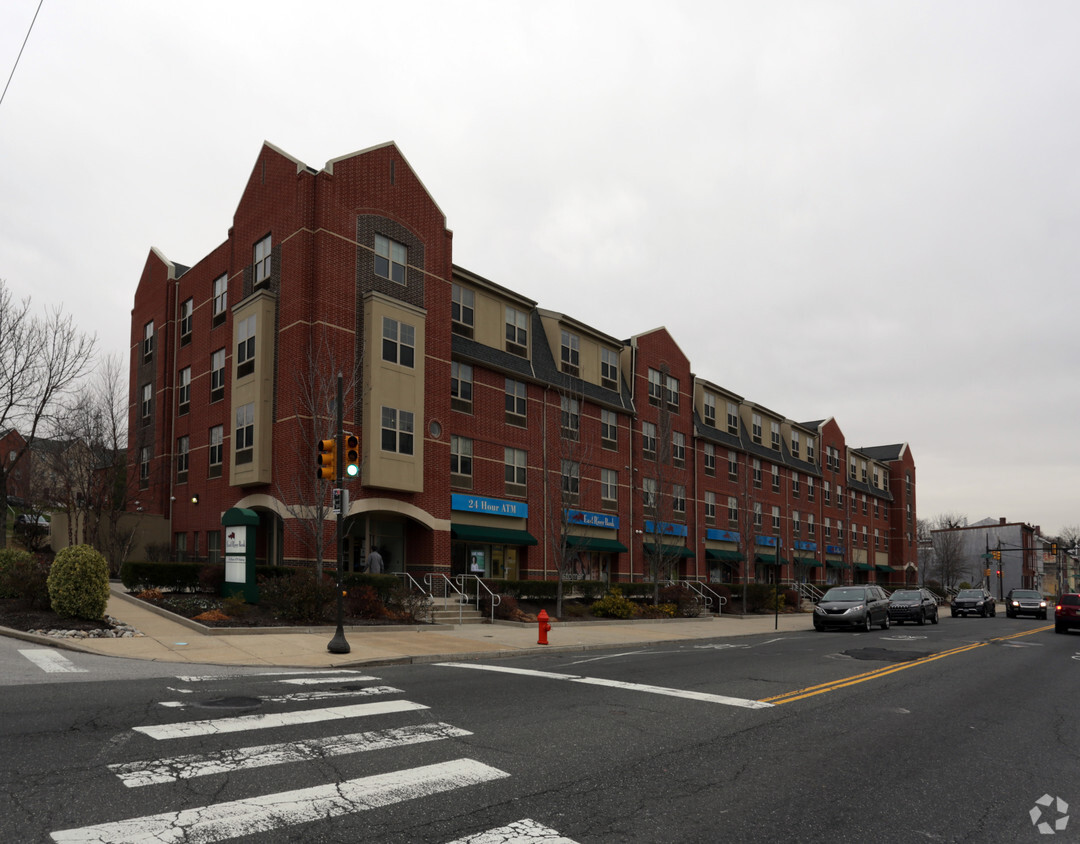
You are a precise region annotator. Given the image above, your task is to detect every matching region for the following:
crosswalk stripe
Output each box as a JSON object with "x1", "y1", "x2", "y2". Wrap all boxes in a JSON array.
[
  {"x1": 51, "y1": 758, "x2": 510, "y2": 843},
  {"x1": 133, "y1": 700, "x2": 429, "y2": 740},
  {"x1": 277, "y1": 675, "x2": 379, "y2": 685},
  {"x1": 174, "y1": 670, "x2": 364, "y2": 682},
  {"x1": 110, "y1": 722, "x2": 473, "y2": 787},
  {"x1": 19, "y1": 649, "x2": 88, "y2": 674},
  {"x1": 435, "y1": 662, "x2": 773, "y2": 709},
  {"x1": 158, "y1": 686, "x2": 403, "y2": 708},
  {"x1": 445, "y1": 818, "x2": 579, "y2": 843}
]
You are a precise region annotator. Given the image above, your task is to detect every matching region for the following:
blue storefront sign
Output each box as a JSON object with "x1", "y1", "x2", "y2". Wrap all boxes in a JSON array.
[
  {"x1": 566, "y1": 509, "x2": 619, "y2": 530},
  {"x1": 794, "y1": 540, "x2": 818, "y2": 552},
  {"x1": 826, "y1": 544, "x2": 845, "y2": 555},
  {"x1": 451, "y1": 494, "x2": 528, "y2": 518},
  {"x1": 706, "y1": 528, "x2": 740, "y2": 543},
  {"x1": 756, "y1": 535, "x2": 782, "y2": 548},
  {"x1": 644, "y1": 520, "x2": 688, "y2": 537}
]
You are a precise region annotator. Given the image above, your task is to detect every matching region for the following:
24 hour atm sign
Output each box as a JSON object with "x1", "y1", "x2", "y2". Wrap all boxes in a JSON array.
[{"x1": 451, "y1": 494, "x2": 528, "y2": 518}]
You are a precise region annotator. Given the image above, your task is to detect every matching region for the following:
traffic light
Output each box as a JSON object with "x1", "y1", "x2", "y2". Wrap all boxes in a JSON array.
[
  {"x1": 345, "y1": 434, "x2": 360, "y2": 478},
  {"x1": 992, "y1": 550, "x2": 1001, "y2": 561},
  {"x1": 996, "y1": 569, "x2": 1001, "y2": 577},
  {"x1": 317, "y1": 438, "x2": 336, "y2": 481},
  {"x1": 1051, "y1": 542, "x2": 1059, "y2": 555}
]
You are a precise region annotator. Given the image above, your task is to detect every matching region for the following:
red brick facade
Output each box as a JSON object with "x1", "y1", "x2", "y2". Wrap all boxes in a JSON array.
[{"x1": 128, "y1": 141, "x2": 918, "y2": 586}]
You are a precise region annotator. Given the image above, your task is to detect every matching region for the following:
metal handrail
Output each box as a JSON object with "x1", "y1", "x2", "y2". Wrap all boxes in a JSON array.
[
  {"x1": 394, "y1": 571, "x2": 430, "y2": 597},
  {"x1": 792, "y1": 581, "x2": 825, "y2": 604},
  {"x1": 686, "y1": 581, "x2": 728, "y2": 616},
  {"x1": 424, "y1": 573, "x2": 468, "y2": 623},
  {"x1": 456, "y1": 574, "x2": 501, "y2": 624}
]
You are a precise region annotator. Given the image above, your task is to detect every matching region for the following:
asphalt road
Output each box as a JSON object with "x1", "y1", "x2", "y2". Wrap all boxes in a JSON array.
[{"x1": 1, "y1": 614, "x2": 1075, "y2": 843}]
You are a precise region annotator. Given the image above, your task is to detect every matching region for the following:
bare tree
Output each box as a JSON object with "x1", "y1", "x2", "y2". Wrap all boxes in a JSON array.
[
  {"x1": 274, "y1": 337, "x2": 362, "y2": 581},
  {"x1": 929, "y1": 512, "x2": 968, "y2": 592},
  {"x1": 641, "y1": 385, "x2": 685, "y2": 606},
  {"x1": 0, "y1": 279, "x2": 96, "y2": 548}
]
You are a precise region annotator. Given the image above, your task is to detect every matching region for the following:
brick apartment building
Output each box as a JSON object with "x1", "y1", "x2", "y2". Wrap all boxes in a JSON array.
[{"x1": 127, "y1": 141, "x2": 918, "y2": 587}]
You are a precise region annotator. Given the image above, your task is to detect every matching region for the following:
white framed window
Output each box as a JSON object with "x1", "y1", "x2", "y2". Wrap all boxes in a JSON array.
[
  {"x1": 374, "y1": 234, "x2": 406, "y2": 284},
  {"x1": 806, "y1": 437, "x2": 815, "y2": 463},
  {"x1": 861, "y1": 460, "x2": 868, "y2": 483},
  {"x1": 704, "y1": 393, "x2": 716, "y2": 427},
  {"x1": 770, "y1": 421, "x2": 780, "y2": 450},
  {"x1": 665, "y1": 374, "x2": 679, "y2": 409},
  {"x1": 850, "y1": 457, "x2": 857, "y2": 479},
  {"x1": 874, "y1": 528, "x2": 880, "y2": 547},
  {"x1": 382, "y1": 317, "x2": 415, "y2": 367},
  {"x1": 772, "y1": 505, "x2": 780, "y2": 531},
  {"x1": 791, "y1": 430, "x2": 800, "y2": 459},
  {"x1": 728, "y1": 496, "x2": 738, "y2": 524},
  {"x1": 451, "y1": 284, "x2": 474, "y2": 334},
  {"x1": 705, "y1": 490, "x2": 716, "y2": 521},
  {"x1": 673, "y1": 484, "x2": 686, "y2": 514},
  {"x1": 180, "y1": 298, "x2": 193, "y2": 343},
  {"x1": 771, "y1": 463, "x2": 780, "y2": 491},
  {"x1": 792, "y1": 472, "x2": 800, "y2": 496},
  {"x1": 647, "y1": 368, "x2": 663, "y2": 404},
  {"x1": 752, "y1": 413, "x2": 762, "y2": 444},
  {"x1": 382, "y1": 407, "x2": 415, "y2": 455},
  {"x1": 212, "y1": 274, "x2": 227, "y2": 322},
  {"x1": 793, "y1": 511, "x2": 801, "y2": 535},
  {"x1": 806, "y1": 476, "x2": 815, "y2": 500},
  {"x1": 808, "y1": 513, "x2": 815, "y2": 536},
  {"x1": 176, "y1": 436, "x2": 189, "y2": 482},
  {"x1": 208, "y1": 425, "x2": 223, "y2": 477},
  {"x1": 561, "y1": 395, "x2": 580, "y2": 438},
  {"x1": 505, "y1": 447, "x2": 526, "y2": 490},
  {"x1": 178, "y1": 367, "x2": 191, "y2": 413},
  {"x1": 450, "y1": 435, "x2": 473, "y2": 480},
  {"x1": 451, "y1": 361, "x2": 473, "y2": 412},
  {"x1": 704, "y1": 442, "x2": 715, "y2": 474},
  {"x1": 141, "y1": 383, "x2": 152, "y2": 419},
  {"x1": 824, "y1": 481, "x2": 831, "y2": 505},
  {"x1": 139, "y1": 446, "x2": 150, "y2": 484},
  {"x1": 672, "y1": 431, "x2": 685, "y2": 464},
  {"x1": 237, "y1": 314, "x2": 256, "y2": 378},
  {"x1": 601, "y1": 408, "x2": 617, "y2": 447},
  {"x1": 862, "y1": 494, "x2": 868, "y2": 514},
  {"x1": 727, "y1": 401, "x2": 739, "y2": 435},
  {"x1": 505, "y1": 378, "x2": 527, "y2": 424},
  {"x1": 753, "y1": 502, "x2": 762, "y2": 528},
  {"x1": 560, "y1": 330, "x2": 580, "y2": 375},
  {"x1": 601, "y1": 468, "x2": 618, "y2": 505},
  {"x1": 561, "y1": 459, "x2": 580, "y2": 496},
  {"x1": 210, "y1": 348, "x2": 226, "y2": 402},
  {"x1": 728, "y1": 450, "x2": 738, "y2": 481},
  {"x1": 143, "y1": 321, "x2": 154, "y2": 360},
  {"x1": 752, "y1": 458, "x2": 762, "y2": 488},
  {"x1": 235, "y1": 402, "x2": 254, "y2": 463},
  {"x1": 601, "y1": 347, "x2": 619, "y2": 390},
  {"x1": 643, "y1": 478, "x2": 658, "y2": 510},
  {"x1": 642, "y1": 421, "x2": 657, "y2": 455},
  {"x1": 253, "y1": 234, "x2": 272, "y2": 285},
  {"x1": 505, "y1": 306, "x2": 528, "y2": 355},
  {"x1": 824, "y1": 517, "x2": 831, "y2": 538}
]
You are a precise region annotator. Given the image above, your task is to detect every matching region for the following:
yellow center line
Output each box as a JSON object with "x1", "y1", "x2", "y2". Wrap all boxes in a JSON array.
[{"x1": 761, "y1": 627, "x2": 1050, "y2": 705}]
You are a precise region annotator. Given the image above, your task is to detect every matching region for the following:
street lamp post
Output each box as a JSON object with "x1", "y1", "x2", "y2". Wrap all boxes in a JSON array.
[{"x1": 328, "y1": 373, "x2": 350, "y2": 655}]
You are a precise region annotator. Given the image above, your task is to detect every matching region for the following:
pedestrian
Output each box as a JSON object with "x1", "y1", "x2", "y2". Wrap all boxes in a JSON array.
[{"x1": 366, "y1": 546, "x2": 384, "y2": 574}]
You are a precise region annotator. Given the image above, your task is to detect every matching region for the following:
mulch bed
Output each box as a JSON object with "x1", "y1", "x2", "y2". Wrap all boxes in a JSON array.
[{"x1": 0, "y1": 599, "x2": 114, "y2": 633}]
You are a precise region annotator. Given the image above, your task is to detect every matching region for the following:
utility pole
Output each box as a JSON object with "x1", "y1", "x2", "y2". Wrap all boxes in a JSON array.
[{"x1": 327, "y1": 372, "x2": 350, "y2": 655}]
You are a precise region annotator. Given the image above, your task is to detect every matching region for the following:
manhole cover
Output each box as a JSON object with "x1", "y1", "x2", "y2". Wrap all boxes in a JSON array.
[
  {"x1": 842, "y1": 648, "x2": 930, "y2": 663},
  {"x1": 192, "y1": 697, "x2": 261, "y2": 710}
]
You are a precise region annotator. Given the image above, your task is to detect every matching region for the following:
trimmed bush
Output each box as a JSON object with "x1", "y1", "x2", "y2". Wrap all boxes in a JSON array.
[
  {"x1": 48, "y1": 544, "x2": 110, "y2": 621},
  {"x1": 591, "y1": 587, "x2": 636, "y2": 619},
  {"x1": 659, "y1": 584, "x2": 704, "y2": 618},
  {"x1": 0, "y1": 549, "x2": 50, "y2": 608},
  {"x1": 120, "y1": 561, "x2": 203, "y2": 592},
  {"x1": 0, "y1": 548, "x2": 35, "y2": 598},
  {"x1": 257, "y1": 569, "x2": 335, "y2": 623}
]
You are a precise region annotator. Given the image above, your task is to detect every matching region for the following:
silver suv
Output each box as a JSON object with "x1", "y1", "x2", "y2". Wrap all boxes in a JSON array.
[{"x1": 814, "y1": 585, "x2": 891, "y2": 632}]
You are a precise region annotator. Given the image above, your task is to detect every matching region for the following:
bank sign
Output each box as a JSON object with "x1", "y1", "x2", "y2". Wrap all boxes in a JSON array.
[
  {"x1": 451, "y1": 494, "x2": 528, "y2": 518},
  {"x1": 566, "y1": 509, "x2": 619, "y2": 530}
]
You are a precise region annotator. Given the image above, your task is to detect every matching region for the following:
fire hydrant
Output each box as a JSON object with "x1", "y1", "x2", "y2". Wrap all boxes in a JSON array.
[{"x1": 537, "y1": 609, "x2": 551, "y2": 645}]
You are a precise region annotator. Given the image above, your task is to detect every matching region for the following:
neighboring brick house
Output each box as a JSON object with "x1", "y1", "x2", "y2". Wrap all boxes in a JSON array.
[{"x1": 127, "y1": 140, "x2": 918, "y2": 586}]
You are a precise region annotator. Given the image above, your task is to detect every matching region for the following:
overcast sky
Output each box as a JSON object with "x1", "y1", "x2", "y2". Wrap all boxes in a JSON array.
[{"x1": 1, "y1": 1, "x2": 1077, "y2": 535}]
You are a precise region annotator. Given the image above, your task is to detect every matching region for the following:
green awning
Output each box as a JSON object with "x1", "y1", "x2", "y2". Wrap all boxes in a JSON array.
[
  {"x1": 854, "y1": 562, "x2": 874, "y2": 571},
  {"x1": 706, "y1": 549, "x2": 745, "y2": 562},
  {"x1": 450, "y1": 524, "x2": 538, "y2": 545},
  {"x1": 794, "y1": 557, "x2": 820, "y2": 567},
  {"x1": 565, "y1": 535, "x2": 629, "y2": 553},
  {"x1": 826, "y1": 559, "x2": 846, "y2": 569},
  {"x1": 755, "y1": 554, "x2": 789, "y2": 565},
  {"x1": 876, "y1": 564, "x2": 895, "y2": 572}
]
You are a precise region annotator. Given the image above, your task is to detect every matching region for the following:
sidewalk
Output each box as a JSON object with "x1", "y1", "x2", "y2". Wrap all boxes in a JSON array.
[{"x1": 3, "y1": 585, "x2": 814, "y2": 669}]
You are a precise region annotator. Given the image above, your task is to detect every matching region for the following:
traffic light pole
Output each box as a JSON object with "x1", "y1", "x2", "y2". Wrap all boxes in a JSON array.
[{"x1": 328, "y1": 372, "x2": 350, "y2": 655}]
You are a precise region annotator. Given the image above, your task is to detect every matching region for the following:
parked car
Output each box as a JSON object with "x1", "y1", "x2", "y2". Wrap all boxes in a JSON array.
[
  {"x1": 951, "y1": 588, "x2": 996, "y2": 617},
  {"x1": 1005, "y1": 589, "x2": 1048, "y2": 619},
  {"x1": 888, "y1": 588, "x2": 939, "y2": 625},
  {"x1": 13, "y1": 514, "x2": 49, "y2": 534},
  {"x1": 814, "y1": 585, "x2": 891, "y2": 631},
  {"x1": 1055, "y1": 594, "x2": 1080, "y2": 634}
]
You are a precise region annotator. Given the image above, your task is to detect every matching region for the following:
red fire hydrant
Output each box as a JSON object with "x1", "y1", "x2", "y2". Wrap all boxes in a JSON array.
[{"x1": 537, "y1": 609, "x2": 551, "y2": 645}]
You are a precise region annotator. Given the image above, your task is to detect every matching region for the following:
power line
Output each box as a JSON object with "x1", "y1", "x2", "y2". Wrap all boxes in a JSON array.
[{"x1": 0, "y1": 0, "x2": 44, "y2": 110}]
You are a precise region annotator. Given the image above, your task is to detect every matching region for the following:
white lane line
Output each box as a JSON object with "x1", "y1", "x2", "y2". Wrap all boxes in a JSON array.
[
  {"x1": 110, "y1": 722, "x2": 473, "y2": 787},
  {"x1": 19, "y1": 649, "x2": 88, "y2": 674},
  {"x1": 436, "y1": 662, "x2": 772, "y2": 709},
  {"x1": 134, "y1": 699, "x2": 429, "y2": 740},
  {"x1": 175, "y1": 669, "x2": 364, "y2": 682},
  {"x1": 277, "y1": 675, "x2": 379, "y2": 685},
  {"x1": 51, "y1": 758, "x2": 509, "y2": 843},
  {"x1": 157, "y1": 686, "x2": 403, "y2": 708},
  {"x1": 567, "y1": 650, "x2": 654, "y2": 665},
  {"x1": 446, "y1": 818, "x2": 579, "y2": 843}
]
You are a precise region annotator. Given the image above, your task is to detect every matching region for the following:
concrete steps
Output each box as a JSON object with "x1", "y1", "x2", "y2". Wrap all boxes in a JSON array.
[{"x1": 428, "y1": 597, "x2": 485, "y2": 625}]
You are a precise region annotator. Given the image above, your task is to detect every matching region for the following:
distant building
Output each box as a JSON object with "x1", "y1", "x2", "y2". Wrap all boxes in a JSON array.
[
  {"x1": 932, "y1": 517, "x2": 1043, "y2": 597},
  {"x1": 126, "y1": 141, "x2": 919, "y2": 585}
]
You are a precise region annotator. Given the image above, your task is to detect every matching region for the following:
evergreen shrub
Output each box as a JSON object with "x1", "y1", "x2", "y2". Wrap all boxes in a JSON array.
[{"x1": 48, "y1": 544, "x2": 110, "y2": 620}]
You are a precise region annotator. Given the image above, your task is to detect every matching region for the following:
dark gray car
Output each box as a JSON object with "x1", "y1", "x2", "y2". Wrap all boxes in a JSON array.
[
  {"x1": 1005, "y1": 589, "x2": 1047, "y2": 619},
  {"x1": 888, "y1": 588, "x2": 939, "y2": 625},
  {"x1": 951, "y1": 588, "x2": 996, "y2": 617},
  {"x1": 814, "y1": 585, "x2": 890, "y2": 631}
]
